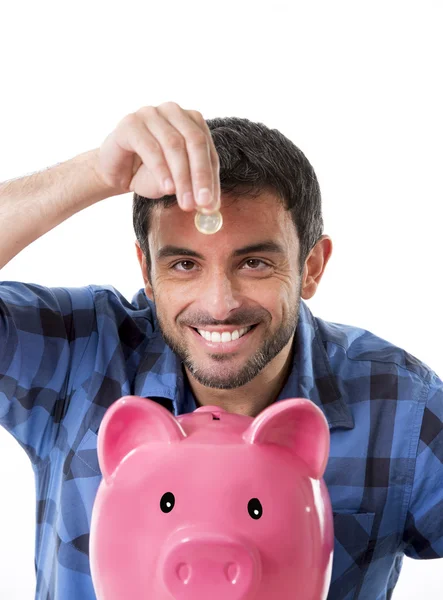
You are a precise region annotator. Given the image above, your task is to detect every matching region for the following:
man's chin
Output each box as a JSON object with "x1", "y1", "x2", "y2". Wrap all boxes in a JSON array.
[
  {"x1": 183, "y1": 356, "x2": 265, "y2": 390},
  {"x1": 186, "y1": 372, "x2": 249, "y2": 390}
]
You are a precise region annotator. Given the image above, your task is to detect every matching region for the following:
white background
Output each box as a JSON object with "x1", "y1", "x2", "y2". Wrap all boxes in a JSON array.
[{"x1": 0, "y1": 0, "x2": 442, "y2": 598}]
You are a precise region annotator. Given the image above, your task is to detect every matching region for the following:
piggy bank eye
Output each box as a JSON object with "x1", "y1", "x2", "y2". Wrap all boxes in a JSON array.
[
  {"x1": 248, "y1": 498, "x2": 263, "y2": 520},
  {"x1": 160, "y1": 492, "x2": 175, "y2": 513}
]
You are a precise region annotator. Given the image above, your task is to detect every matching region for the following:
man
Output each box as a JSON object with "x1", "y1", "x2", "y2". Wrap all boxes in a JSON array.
[{"x1": 0, "y1": 102, "x2": 442, "y2": 599}]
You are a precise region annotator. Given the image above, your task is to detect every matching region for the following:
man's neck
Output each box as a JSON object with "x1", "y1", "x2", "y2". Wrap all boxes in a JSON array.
[{"x1": 184, "y1": 337, "x2": 294, "y2": 418}]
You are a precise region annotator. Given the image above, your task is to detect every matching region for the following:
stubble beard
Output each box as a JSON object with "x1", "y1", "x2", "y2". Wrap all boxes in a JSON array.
[{"x1": 154, "y1": 296, "x2": 302, "y2": 390}]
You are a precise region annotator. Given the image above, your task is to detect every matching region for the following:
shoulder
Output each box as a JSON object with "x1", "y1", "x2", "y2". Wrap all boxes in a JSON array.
[
  {"x1": 0, "y1": 282, "x2": 156, "y2": 334},
  {"x1": 84, "y1": 284, "x2": 154, "y2": 318},
  {"x1": 0, "y1": 281, "x2": 98, "y2": 324},
  {"x1": 86, "y1": 285, "x2": 156, "y2": 342},
  {"x1": 314, "y1": 312, "x2": 435, "y2": 385}
]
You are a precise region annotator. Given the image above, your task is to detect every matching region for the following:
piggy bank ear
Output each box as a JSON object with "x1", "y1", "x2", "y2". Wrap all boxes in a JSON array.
[
  {"x1": 97, "y1": 396, "x2": 186, "y2": 482},
  {"x1": 242, "y1": 398, "x2": 330, "y2": 479}
]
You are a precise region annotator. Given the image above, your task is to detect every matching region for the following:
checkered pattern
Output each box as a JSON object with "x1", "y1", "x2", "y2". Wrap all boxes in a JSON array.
[{"x1": 0, "y1": 281, "x2": 442, "y2": 599}]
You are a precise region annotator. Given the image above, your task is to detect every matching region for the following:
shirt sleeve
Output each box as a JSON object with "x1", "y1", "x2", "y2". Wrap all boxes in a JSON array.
[
  {"x1": 403, "y1": 370, "x2": 443, "y2": 558},
  {"x1": 0, "y1": 281, "x2": 95, "y2": 464}
]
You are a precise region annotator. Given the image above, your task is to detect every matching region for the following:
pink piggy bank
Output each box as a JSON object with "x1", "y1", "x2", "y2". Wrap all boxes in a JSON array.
[{"x1": 90, "y1": 396, "x2": 334, "y2": 600}]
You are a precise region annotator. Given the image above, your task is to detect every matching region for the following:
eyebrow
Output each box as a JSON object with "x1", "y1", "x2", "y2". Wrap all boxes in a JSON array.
[{"x1": 156, "y1": 241, "x2": 285, "y2": 261}]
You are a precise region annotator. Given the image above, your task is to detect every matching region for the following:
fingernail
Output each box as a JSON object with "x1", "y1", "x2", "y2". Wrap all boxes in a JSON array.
[
  {"x1": 198, "y1": 194, "x2": 220, "y2": 215},
  {"x1": 197, "y1": 188, "x2": 212, "y2": 207},
  {"x1": 211, "y1": 195, "x2": 221, "y2": 211}
]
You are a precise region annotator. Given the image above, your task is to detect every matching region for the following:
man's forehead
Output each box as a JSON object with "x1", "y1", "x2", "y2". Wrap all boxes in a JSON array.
[{"x1": 148, "y1": 192, "x2": 297, "y2": 254}]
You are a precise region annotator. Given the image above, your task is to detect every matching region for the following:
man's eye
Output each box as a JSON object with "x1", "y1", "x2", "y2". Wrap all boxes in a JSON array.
[
  {"x1": 172, "y1": 260, "x2": 196, "y2": 271},
  {"x1": 242, "y1": 259, "x2": 268, "y2": 270}
]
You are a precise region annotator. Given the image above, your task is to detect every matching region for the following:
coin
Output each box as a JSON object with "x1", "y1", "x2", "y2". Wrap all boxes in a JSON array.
[{"x1": 194, "y1": 210, "x2": 223, "y2": 234}]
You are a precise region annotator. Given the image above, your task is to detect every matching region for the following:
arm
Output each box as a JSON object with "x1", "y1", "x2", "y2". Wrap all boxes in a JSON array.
[
  {"x1": 0, "y1": 102, "x2": 220, "y2": 458},
  {"x1": 403, "y1": 371, "x2": 443, "y2": 558},
  {"x1": 0, "y1": 282, "x2": 95, "y2": 463},
  {"x1": 0, "y1": 149, "x2": 115, "y2": 269},
  {"x1": 0, "y1": 102, "x2": 220, "y2": 269}
]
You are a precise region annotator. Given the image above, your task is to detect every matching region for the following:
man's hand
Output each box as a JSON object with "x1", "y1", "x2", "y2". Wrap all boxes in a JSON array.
[{"x1": 95, "y1": 102, "x2": 220, "y2": 212}]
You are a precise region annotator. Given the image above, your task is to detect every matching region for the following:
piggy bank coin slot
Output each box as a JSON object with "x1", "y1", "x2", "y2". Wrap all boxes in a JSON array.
[{"x1": 211, "y1": 413, "x2": 221, "y2": 420}]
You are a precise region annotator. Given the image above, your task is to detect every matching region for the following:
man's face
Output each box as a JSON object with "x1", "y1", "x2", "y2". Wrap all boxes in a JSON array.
[{"x1": 143, "y1": 192, "x2": 303, "y2": 389}]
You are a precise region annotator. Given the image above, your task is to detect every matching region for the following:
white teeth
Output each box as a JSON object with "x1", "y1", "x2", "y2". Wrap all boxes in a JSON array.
[{"x1": 196, "y1": 326, "x2": 252, "y2": 343}]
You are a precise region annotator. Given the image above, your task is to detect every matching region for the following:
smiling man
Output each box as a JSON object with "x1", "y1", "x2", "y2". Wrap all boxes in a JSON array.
[
  {"x1": 136, "y1": 191, "x2": 328, "y2": 416},
  {"x1": 0, "y1": 102, "x2": 442, "y2": 599}
]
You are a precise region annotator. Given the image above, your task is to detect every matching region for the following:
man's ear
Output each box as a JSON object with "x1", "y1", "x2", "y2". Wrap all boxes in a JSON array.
[
  {"x1": 301, "y1": 236, "x2": 333, "y2": 300},
  {"x1": 135, "y1": 240, "x2": 154, "y2": 301}
]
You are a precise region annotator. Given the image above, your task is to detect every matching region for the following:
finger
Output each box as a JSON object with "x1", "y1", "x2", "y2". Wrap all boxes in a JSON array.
[
  {"x1": 187, "y1": 110, "x2": 221, "y2": 211},
  {"x1": 139, "y1": 104, "x2": 194, "y2": 210},
  {"x1": 156, "y1": 102, "x2": 217, "y2": 211},
  {"x1": 114, "y1": 113, "x2": 174, "y2": 196}
]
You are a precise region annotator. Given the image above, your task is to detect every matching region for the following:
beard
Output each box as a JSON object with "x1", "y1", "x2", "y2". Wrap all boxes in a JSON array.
[{"x1": 152, "y1": 284, "x2": 302, "y2": 390}]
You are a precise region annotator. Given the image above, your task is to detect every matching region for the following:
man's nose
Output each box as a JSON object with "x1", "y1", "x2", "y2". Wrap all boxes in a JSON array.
[{"x1": 199, "y1": 272, "x2": 242, "y2": 321}]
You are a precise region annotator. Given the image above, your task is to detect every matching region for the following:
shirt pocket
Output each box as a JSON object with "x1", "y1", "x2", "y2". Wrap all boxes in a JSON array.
[{"x1": 328, "y1": 512, "x2": 375, "y2": 600}]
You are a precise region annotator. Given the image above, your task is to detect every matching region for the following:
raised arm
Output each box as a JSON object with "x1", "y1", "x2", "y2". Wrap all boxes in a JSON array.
[{"x1": 0, "y1": 102, "x2": 220, "y2": 269}]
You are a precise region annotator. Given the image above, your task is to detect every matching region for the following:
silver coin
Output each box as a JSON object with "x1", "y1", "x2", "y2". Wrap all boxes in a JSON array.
[{"x1": 194, "y1": 210, "x2": 223, "y2": 234}]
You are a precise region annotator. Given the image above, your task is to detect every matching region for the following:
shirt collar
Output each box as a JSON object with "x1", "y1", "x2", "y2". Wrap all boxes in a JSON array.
[
  {"x1": 278, "y1": 300, "x2": 354, "y2": 430},
  {"x1": 134, "y1": 292, "x2": 354, "y2": 431}
]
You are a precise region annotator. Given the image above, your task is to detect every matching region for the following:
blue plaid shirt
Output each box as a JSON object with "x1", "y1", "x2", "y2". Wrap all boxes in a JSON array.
[{"x1": 0, "y1": 281, "x2": 442, "y2": 599}]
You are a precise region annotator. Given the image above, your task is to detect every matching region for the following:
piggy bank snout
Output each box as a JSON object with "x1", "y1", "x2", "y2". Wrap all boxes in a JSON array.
[{"x1": 161, "y1": 530, "x2": 262, "y2": 600}]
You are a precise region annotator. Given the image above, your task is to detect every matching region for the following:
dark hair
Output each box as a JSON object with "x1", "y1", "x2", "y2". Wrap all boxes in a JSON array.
[{"x1": 133, "y1": 116, "x2": 323, "y2": 275}]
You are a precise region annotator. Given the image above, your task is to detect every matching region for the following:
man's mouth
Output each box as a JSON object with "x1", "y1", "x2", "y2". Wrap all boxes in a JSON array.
[{"x1": 192, "y1": 325, "x2": 257, "y2": 343}]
